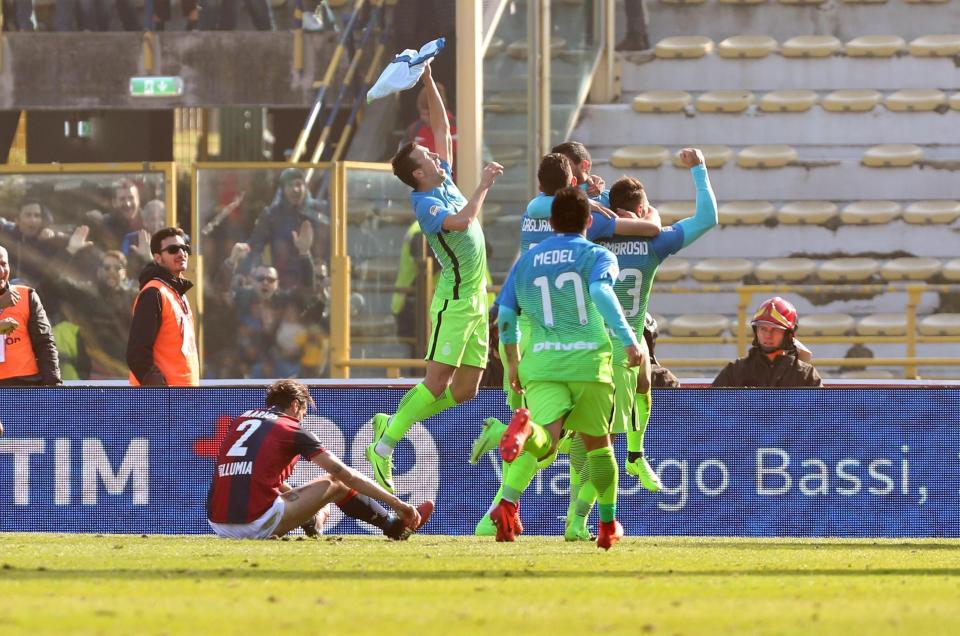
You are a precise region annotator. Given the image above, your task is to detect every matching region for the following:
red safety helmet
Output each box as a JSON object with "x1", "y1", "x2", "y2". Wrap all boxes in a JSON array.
[{"x1": 751, "y1": 297, "x2": 798, "y2": 332}]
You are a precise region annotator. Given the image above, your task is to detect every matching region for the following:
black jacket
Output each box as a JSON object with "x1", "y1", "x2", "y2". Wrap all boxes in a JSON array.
[
  {"x1": 126, "y1": 262, "x2": 194, "y2": 386},
  {"x1": 0, "y1": 283, "x2": 62, "y2": 386},
  {"x1": 713, "y1": 346, "x2": 823, "y2": 388}
]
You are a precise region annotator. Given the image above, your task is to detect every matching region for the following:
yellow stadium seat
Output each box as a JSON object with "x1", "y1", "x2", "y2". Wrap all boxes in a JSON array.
[
  {"x1": 696, "y1": 90, "x2": 755, "y2": 113},
  {"x1": 759, "y1": 90, "x2": 819, "y2": 113},
  {"x1": 658, "y1": 201, "x2": 695, "y2": 224},
  {"x1": 506, "y1": 38, "x2": 567, "y2": 60},
  {"x1": 669, "y1": 314, "x2": 731, "y2": 337},
  {"x1": 798, "y1": 313, "x2": 856, "y2": 336},
  {"x1": 822, "y1": 89, "x2": 882, "y2": 112},
  {"x1": 844, "y1": 35, "x2": 906, "y2": 57},
  {"x1": 880, "y1": 257, "x2": 942, "y2": 281},
  {"x1": 909, "y1": 34, "x2": 960, "y2": 57},
  {"x1": 655, "y1": 36, "x2": 715, "y2": 59},
  {"x1": 943, "y1": 259, "x2": 960, "y2": 281},
  {"x1": 672, "y1": 145, "x2": 733, "y2": 168},
  {"x1": 485, "y1": 37, "x2": 506, "y2": 59},
  {"x1": 918, "y1": 314, "x2": 960, "y2": 336},
  {"x1": 353, "y1": 315, "x2": 396, "y2": 337},
  {"x1": 903, "y1": 200, "x2": 960, "y2": 224},
  {"x1": 780, "y1": 35, "x2": 842, "y2": 58},
  {"x1": 857, "y1": 314, "x2": 907, "y2": 336},
  {"x1": 777, "y1": 200, "x2": 839, "y2": 224},
  {"x1": 951, "y1": 93, "x2": 960, "y2": 110},
  {"x1": 656, "y1": 258, "x2": 690, "y2": 282},
  {"x1": 719, "y1": 200, "x2": 775, "y2": 225},
  {"x1": 885, "y1": 89, "x2": 948, "y2": 112},
  {"x1": 691, "y1": 258, "x2": 754, "y2": 282},
  {"x1": 610, "y1": 145, "x2": 670, "y2": 168},
  {"x1": 862, "y1": 144, "x2": 924, "y2": 167},
  {"x1": 484, "y1": 91, "x2": 528, "y2": 114},
  {"x1": 840, "y1": 200, "x2": 902, "y2": 224},
  {"x1": 490, "y1": 146, "x2": 525, "y2": 169},
  {"x1": 817, "y1": 258, "x2": 880, "y2": 282},
  {"x1": 755, "y1": 258, "x2": 817, "y2": 282},
  {"x1": 632, "y1": 91, "x2": 692, "y2": 113},
  {"x1": 737, "y1": 145, "x2": 798, "y2": 168},
  {"x1": 718, "y1": 35, "x2": 778, "y2": 59}
]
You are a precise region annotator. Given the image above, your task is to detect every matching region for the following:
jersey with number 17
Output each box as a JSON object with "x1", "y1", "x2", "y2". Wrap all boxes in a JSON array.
[
  {"x1": 206, "y1": 408, "x2": 326, "y2": 524},
  {"x1": 499, "y1": 233, "x2": 620, "y2": 384}
]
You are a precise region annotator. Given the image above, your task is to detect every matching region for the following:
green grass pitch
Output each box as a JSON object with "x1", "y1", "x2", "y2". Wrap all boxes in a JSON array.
[{"x1": 1, "y1": 534, "x2": 959, "y2": 635}]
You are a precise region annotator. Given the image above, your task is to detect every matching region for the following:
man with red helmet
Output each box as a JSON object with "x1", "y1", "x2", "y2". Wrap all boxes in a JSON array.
[{"x1": 713, "y1": 296, "x2": 822, "y2": 388}]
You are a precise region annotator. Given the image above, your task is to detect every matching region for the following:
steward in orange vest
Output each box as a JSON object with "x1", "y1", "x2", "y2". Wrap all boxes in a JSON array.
[
  {"x1": 0, "y1": 245, "x2": 63, "y2": 386},
  {"x1": 126, "y1": 228, "x2": 200, "y2": 386}
]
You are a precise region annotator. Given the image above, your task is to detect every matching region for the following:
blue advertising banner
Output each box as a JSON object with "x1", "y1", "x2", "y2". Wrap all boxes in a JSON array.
[{"x1": 1, "y1": 387, "x2": 958, "y2": 537}]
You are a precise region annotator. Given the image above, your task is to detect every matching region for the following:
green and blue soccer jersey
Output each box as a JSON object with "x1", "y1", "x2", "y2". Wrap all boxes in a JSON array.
[
  {"x1": 411, "y1": 159, "x2": 487, "y2": 300},
  {"x1": 520, "y1": 193, "x2": 617, "y2": 254},
  {"x1": 499, "y1": 234, "x2": 620, "y2": 384}
]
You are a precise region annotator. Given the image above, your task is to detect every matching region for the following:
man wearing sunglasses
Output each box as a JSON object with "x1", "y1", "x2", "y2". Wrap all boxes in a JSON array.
[{"x1": 127, "y1": 227, "x2": 200, "y2": 386}]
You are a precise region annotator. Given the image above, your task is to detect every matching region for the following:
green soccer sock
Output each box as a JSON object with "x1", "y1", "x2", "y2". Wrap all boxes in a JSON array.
[
  {"x1": 626, "y1": 390, "x2": 652, "y2": 454},
  {"x1": 587, "y1": 446, "x2": 618, "y2": 523},
  {"x1": 381, "y1": 384, "x2": 455, "y2": 453},
  {"x1": 501, "y1": 450, "x2": 539, "y2": 503},
  {"x1": 567, "y1": 434, "x2": 587, "y2": 521},
  {"x1": 522, "y1": 421, "x2": 552, "y2": 457},
  {"x1": 487, "y1": 460, "x2": 511, "y2": 513}
]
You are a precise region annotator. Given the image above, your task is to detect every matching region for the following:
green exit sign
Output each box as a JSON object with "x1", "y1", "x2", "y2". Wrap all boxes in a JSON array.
[{"x1": 129, "y1": 76, "x2": 184, "y2": 97}]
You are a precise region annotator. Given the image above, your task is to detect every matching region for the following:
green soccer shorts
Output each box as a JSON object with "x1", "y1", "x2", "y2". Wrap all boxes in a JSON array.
[
  {"x1": 524, "y1": 380, "x2": 615, "y2": 438},
  {"x1": 425, "y1": 292, "x2": 489, "y2": 368},
  {"x1": 610, "y1": 363, "x2": 640, "y2": 435}
]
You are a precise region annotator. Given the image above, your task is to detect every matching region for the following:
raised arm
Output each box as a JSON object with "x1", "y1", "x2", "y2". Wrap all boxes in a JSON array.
[
  {"x1": 673, "y1": 148, "x2": 718, "y2": 248},
  {"x1": 441, "y1": 162, "x2": 504, "y2": 232},
  {"x1": 422, "y1": 63, "x2": 452, "y2": 166}
]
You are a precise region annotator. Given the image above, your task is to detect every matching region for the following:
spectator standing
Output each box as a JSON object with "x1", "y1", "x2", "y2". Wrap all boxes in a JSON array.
[{"x1": 89, "y1": 179, "x2": 143, "y2": 252}]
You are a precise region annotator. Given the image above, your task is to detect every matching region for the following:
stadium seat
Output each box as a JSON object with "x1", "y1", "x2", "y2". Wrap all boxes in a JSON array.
[
  {"x1": 759, "y1": 90, "x2": 819, "y2": 113},
  {"x1": 951, "y1": 93, "x2": 960, "y2": 110},
  {"x1": 902, "y1": 200, "x2": 960, "y2": 224},
  {"x1": 660, "y1": 0, "x2": 707, "y2": 4},
  {"x1": 348, "y1": 199, "x2": 377, "y2": 224},
  {"x1": 909, "y1": 34, "x2": 960, "y2": 57},
  {"x1": 755, "y1": 258, "x2": 817, "y2": 282},
  {"x1": 669, "y1": 314, "x2": 730, "y2": 337},
  {"x1": 841, "y1": 0, "x2": 888, "y2": 4},
  {"x1": 718, "y1": 200, "x2": 775, "y2": 225},
  {"x1": 484, "y1": 91, "x2": 527, "y2": 113},
  {"x1": 696, "y1": 90, "x2": 755, "y2": 113},
  {"x1": 918, "y1": 314, "x2": 960, "y2": 336},
  {"x1": 718, "y1": 35, "x2": 778, "y2": 59},
  {"x1": 718, "y1": 0, "x2": 767, "y2": 4},
  {"x1": 485, "y1": 37, "x2": 506, "y2": 59},
  {"x1": 821, "y1": 90, "x2": 882, "y2": 112},
  {"x1": 490, "y1": 146, "x2": 525, "y2": 169},
  {"x1": 862, "y1": 144, "x2": 924, "y2": 167},
  {"x1": 943, "y1": 259, "x2": 960, "y2": 281},
  {"x1": 610, "y1": 145, "x2": 670, "y2": 168},
  {"x1": 857, "y1": 313, "x2": 907, "y2": 336},
  {"x1": 655, "y1": 36, "x2": 715, "y2": 59},
  {"x1": 885, "y1": 89, "x2": 947, "y2": 112},
  {"x1": 658, "y1": 201, "x2": 695, "y2": 224},
  {"x1": 840, "y1": 200, "x2": 902, "y2": 224},
  {"x1": 904, "y1": 0, "x2": 950, "y2": 3},
  {"x1": 880, "y1": 257, "x2": 942, "y2": 281},
  {"x1": 736, "y1": 145, "x2": 797, "y2": 168},
  {"x1": 632, "y1": 91, "x2": 693, "y2": 113},
  {"x1": 798, "y1": 313, "x2": 856, "y2": 336},
  {"x1": 691, "y1": 258, "x2": 754, "y2": 282},
  {"x1": 817, "y1": 258, "x2": 880, "y2": 282},
  {"x1": 656, "y1": 258, "x2": 690, "y2": 282},
  {"x1": 844, "y1": 35, "x2": 906, "y2": 57},
  {"x1": 506, "y1": 38, "x2": 567, "y2": 60},
  {"x1": 673, "y1": 145, "x2": 733, "y2": 168},
  {"x1": 777, "y1": 200, "x2": 839, "y2": 224},
  {"x1": 353, "y1": 258, "x2": 396, "y2": 282},
  {"x1": 778, "y1": 0, "x2": 827, "y2": 4},
  {"x1": 780, "y1": 35, "x2": 842, "y2": 58},
  {"x1": 353, "y1": 315, "x2": 397, "y2": 337}
]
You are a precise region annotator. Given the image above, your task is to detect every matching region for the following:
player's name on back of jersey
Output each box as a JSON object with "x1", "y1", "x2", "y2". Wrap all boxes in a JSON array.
[
  {"x1": 522, "y1": 217, "x2": 551, "y2": 232},
  {"x1": 218, "y1": 461, "x2": 254, "y2": 477},
  {"x1": 533, "y1": 249, "x2": 576, "y2": 267},
  {"x1": 597, "y1": 240, "x2": 649, "y2": 256},
  {"x1": 241, "y1": 409, "x2": 280, "y2": 421}
]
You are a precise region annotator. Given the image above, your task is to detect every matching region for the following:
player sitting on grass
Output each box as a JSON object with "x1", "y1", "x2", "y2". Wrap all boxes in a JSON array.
[
  {"x1": 207, "y1": 379, "x2": 433, "y2": 540},
  {"x1": 494, "y1": 186, "x2": 643, "y2": 549},
  {"x1": 366, "y1": 61, "x2": 504, "y2": 493},
  {"x1": 470, "y1": 151, "x2": 662, "y2": 538},
  {"x1": 566, "y1": 147, "x2": 718, "y2": 540}
]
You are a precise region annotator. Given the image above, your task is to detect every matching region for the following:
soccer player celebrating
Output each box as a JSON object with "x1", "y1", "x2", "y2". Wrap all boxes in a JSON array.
[
  {"x1": 207, "y1": 379, "x2": 433, "y2": 540},
  {"x1": 494, "y1": 186, "x2": 643, "y2": 549},
  {"x1": 565, "y1": 148, "x2": 718, "y2": 539},
  {"x1": 367, "y1": 62, "x2": 504, "y2": 492}
]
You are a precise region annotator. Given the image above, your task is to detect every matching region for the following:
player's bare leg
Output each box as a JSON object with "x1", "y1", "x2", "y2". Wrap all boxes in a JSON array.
[{"x1": 273, "y1": 476, "x2": 349, "y2": 537}]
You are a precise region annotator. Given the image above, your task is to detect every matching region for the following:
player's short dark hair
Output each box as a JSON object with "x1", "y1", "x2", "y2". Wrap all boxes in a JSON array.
[
  {"x1": 150, "y1": 227, "x2": 187, "y2": 255},
  {"x1": 538, "y1": 153, "x2": 573, "y2": 196},
  {"x1": 551, "y1": 141, "x2": 592, "y2": 168},
  {"x1": 392, "y1": 142, "x2": 420, "y2": 189},
  {"x1": 265, "y1": 379, "x2": 316, "y2": 412},
  {"x1": 609, "y1": 176, "x2": 649, "y2": 214},
  {"x1": 551, "y1": 186, "x2": 591, "y2": 233}
]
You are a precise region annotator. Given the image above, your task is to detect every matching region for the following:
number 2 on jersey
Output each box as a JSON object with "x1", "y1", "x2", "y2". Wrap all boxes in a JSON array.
[
  {"x1": 226, "y1": 419, "x2": 262, "y2": 457},
  {"x1": 617, "y1": 268, "x2": 644, "y2": 318},
  {"x1": 533, "y1": 273, "x2": 588, "y2": 326}
]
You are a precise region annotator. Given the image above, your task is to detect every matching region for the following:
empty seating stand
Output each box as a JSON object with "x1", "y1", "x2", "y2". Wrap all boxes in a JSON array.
[
  {"x1": 673, "y1": 145, "x2": 732, "y2": 168},
  {"x1": 798, "y1": 313, "x2": 856, "y2": 336},
  {"x1": 755, "y1": 258, "x2": 817, "y2": 282},
  {"x1": 902, "y1": 200, "x2": 960, "y2": 224},
  {"x1": 655, "y1": 258, "x2": 690, "y2": 282},
  {"x1": 880, "y1": 257, "x2": 942, "y2": 281},
  {"x1": 944, "y1": 259, "x2": 960, "y2": 281},
  {"x1": 817, "y1": 258, "x2": 880, "y2": 282},
  {"x1": 691, "y1": 258, "x2": 754, "y2": 282},
  {"x1": 737, "y1": 145, "x2": 797, "y2": 168},
  {"x1": 908, "y1": 34, "x2": 960, "y2": 57},
  {"x1": 777, "y1": 201, "x2": 839, "y2": 224},
  {"x1": 718, "y1": 36, "x2": 778, "y2": 59},
  {"x1": 669, "y1": 314, "x2": 730, "y2": 337},
  {"x1": 718, "y1": 201, "x2": 775, "y2": 225},
  {"x1": 658, "y1": 201, "x2": 695, "y2": 224},
  {"x1": 885, "y1": 89, "x2": 947, "y2": 112},
  {"x1": 696, "y1": 90, "x2": 755, "y2": 113},
  {"x1": 919, "y1": 314, "x2": 960, "y2": 336},
  {"x1": 632, "y1": 91, "x2": 692, "y2": 113},
  {"x1": 655, "y1": 36, "x2": 715, "y2": 59},
  {"x1": 822, "y1": 90, "x2": 882, "y2": 112},
  {"x1": 780, "y1": 35, "x2": 842, "y2": 58},
  {"x1": 610, "y1": 145, "x2": 670, "y2": 168},
  {"x1": 760, "y1": 90, "x2": 819, "y2": 113},
  {"x1": 862, "y1": 145, "x2": 924, "y2": 167},
  {"x1": 845, "y1": 35, "x2": 905, "y2": 57},
  {"x1": 840, "y1": 200, "x2": 902, "y2": 224},
  {"x1": 857, "y1": 314, "x2": 908, "y2": 336}
]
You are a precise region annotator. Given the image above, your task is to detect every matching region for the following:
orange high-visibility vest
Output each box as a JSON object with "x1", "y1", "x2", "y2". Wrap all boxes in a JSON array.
[
  {"x1": 0, "y1": 285, "x2": 41, "y2": 381},
  {"x1": 128, "y1": 279, "x2": 199, "y2": 386}
]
